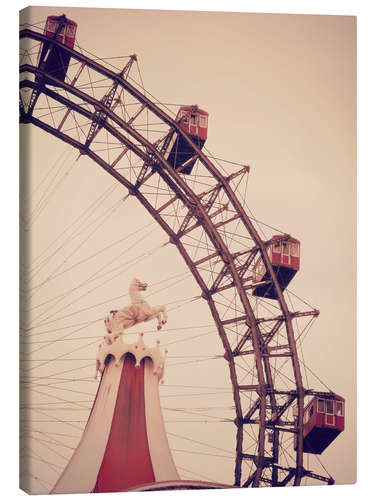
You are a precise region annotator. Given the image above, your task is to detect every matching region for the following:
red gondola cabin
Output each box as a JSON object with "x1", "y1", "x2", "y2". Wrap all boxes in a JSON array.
[
  {"x1": 294, "y1": 394, "x2": 345, "y2": 454},
  {"x1": 252, "y1": 235, "x2": 300, "y2": 299},
  {"x1": 162, "y1": 105, "x2": 208, "y2": 174},
  {"x1": 37, "y1": 15, "x2": 77, "y2": 83}
]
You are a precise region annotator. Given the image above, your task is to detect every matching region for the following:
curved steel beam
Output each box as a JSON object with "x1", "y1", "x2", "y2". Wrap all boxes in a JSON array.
[{"x1": 20, "y1": 29, "x2": 307, "y2": 486}]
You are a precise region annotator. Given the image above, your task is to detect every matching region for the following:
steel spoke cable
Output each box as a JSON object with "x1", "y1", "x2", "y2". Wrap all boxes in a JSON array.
[
  {"x1": 28, "y1": 335, "x2": 100, "y2": 369},
  {"x1": 25, "y1": 407, "x2": 85, "y2": 432},
  {"x1": 176, "y1": 465, "x2": 219, "y2": 483},
  {"x1": 163, "y1": 328, "x2": 218, "y2": 347},
  {"x1": 163, "y1": 407, "x2": 231, "y2": 422},
  {"x1": 233, "y1": 358, "x2": 261, "y2": 378},
  {"x1": 21, "y1": 401, "x2": 91, "y2": 408},
  {"x1": 21, "y1": 450, "x2": 64, "y2": 474},
  {"x1": 25, "y1": 377, "x2": 95, "y2": 390},
  {"x1": 294, "y1": 316, "x2": 317, "y2": 346},
  {"x1": 28, "y1": 434, "x2": 71, "y2": 461},
  {"x1": 73, "y1": 40, "x2": 139, "y2": 77},
  {"x1": 201, "y1": 145, "x2": 230, "y2": 177},
  {"x1": 164, "y1": 405, "x2": 233, "y2": 411},
  {"x1": 297, "y1": 358, "x2": 333, "y2": 393},
  {"x1": 44, "y1": 89, "x2": 59, "y2": 130},
  {"x1": 22, "y1": 146, "x2": 71, "y2": 206},
  {"x1": 24, "y1": 382, "x2": 96, "y2": 400},
  {"x1": 27, "y1": 346, "x2": 238, "y2": 478},
  {"x1": 29, "y1": 246, "x2": 160, "y2": 327},
  {"x1": 27, "y1": 333, "x2": 99, "y2": 368},
  {"x1": 73, "y1": 75, "x2": 117, "y2": 88},
  {"x1": 39, "y1": 218, "x2": 160, "y2": 291},
  {"x1": 26, "y1": 245, "x2": 165, "y2": 331},
  {"x1": 182, "y1": 175, "x2": 217, "y2": 193},
  {"x1": 28, "y1": 430, "x2": 86, "y2": 438},
  {"x1": 162, "y1": 384, "x2": 229, "y2": 391},
  {"x1": 29, "y1": 197, "x2": 157, "y2": 294},
  {"x1": 171, "y1": 448, "x2": 234, "y2": 460},
  {"x1": 26, "y1": 320, "x2": 100, "y2": 355},
  {"x1": 22, "y1": 359, "x2": 95, "y2": 378},
  {"x1": 22, "y1": 387, "x2": 93, "y2": 412},
  {"x1": 311, "y1": 453, "x2": 332, "y2": 478},
  {"x1": 19, "y1": 47, "x2": 33, "y2": 65},
  {"x1": 214, "y1": 294, "x2": 243, "y2": 319},
  {"x1": 242, "y1": 424, "x2": 260, "y2": 449},
  {"x1": 167, "y1": 431, "x2": 235, "y2": 457},
  {"x1": 29, "y1": 195, "x2": 127, "y2": 294},
  {"x1": 28, "y1": 183, "x2": 119, "y2": 280},
  {"x1": 161, "y1": 391, "x2": 232, "y2": 399},
  {"x1": 167, "y1": 356, "x2": 223, "y2": 368},
  {"x1": 22, "y1": 374, "x2": 97, "y2": 384},
  {"x1": 65, "y1": 96, "x2": 89, "y2": 141},
  {"x1": 165, "y1": 419, "x2": 231, "y2": 424},
  {"x1": 277, "y1": 438, "x2": 295, "y2": 466},
  {"x1": 22, "y1": 419, "x2": 87, "y2": 424},
  {"x1": 285, "y1": 287, "x2": 318, "y2": 311},
  {"x1": 236, "y1": 353, "x2": 257, "y2": 384},
  {"x1": 135, "y1": 58, "x2": 145, "y2": 97},
  {"x1": 21, "y1": 377, "x2": 95, "y2": 385},
  {"x1": 82, "y1": 57, "x2": 96, "y2": 102},
  {"x1": 167, "y1": 354, "x2": 224, "y2": 359},
  {"x1": 26, "y1": 152, "x2": 76, "y2": 227},
  {"x1": 219, "y1": 213, "x2": 245, "y2": 253},
  {"x1": 20, "y1": 20, "x2": 45, "y2": 30},
  {"x1": 25, "y1": 368, "x2": 94, "y2": 386},
  {"x1": 261, "y1": 317, "x2": 324, "y2": 392},
  {"x1": 22, "y1": 373, "x2": 95, "y2": 380},
  {"x1": 23, "y1": 274, "x2": 194, "y2": 339},
  {"x1": 28, "y1": 435, "x2": 76, "y2": 452},
  {"x1": 30, "y1": 104, "x2": 68, "y2": 116},
  {"x1": 294, "y1": 321, "x2": 316, "y2": 388},
  {"x1": 35, "y1": 186, "x2": 128, "y2": 290},
  {"x1": 27, "y1": 218, "x2": 158, "y2": 314},
  {"x1": 29, "y1": 182, "x2": 119, "y2": 273},
  {"x1": 274, "y1": 369, "x2": 297, "y2": 392},
  {"x1": 27, "y1": 259, "x2": 189, "y2": 332},
  {"x1": 251, "y1": 294, "x2": 285, "y2": 316},
  {"x1": 23, "y1": 299, "x2": 207, "y2": 338},
  {"x1": 235, "y1": 346, "x2": 258, "y2": 383},
  {"x1": 64, "y1": 50, "x2": 178, "y2": 120},
  {"x1": 21, "y1": 318, "x2": 101, "y2": 340},
  {"x1": 23, "y1": 475, "x2": 52, "y2": 492},
  {"x1": 23, "y1": 406, "x2": 92, "y2": 411}
]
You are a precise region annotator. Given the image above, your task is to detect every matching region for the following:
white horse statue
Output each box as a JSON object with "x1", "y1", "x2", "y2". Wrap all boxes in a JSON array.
[{"x1": 104, "y1": 278, "x2": 167, "y2": 344}]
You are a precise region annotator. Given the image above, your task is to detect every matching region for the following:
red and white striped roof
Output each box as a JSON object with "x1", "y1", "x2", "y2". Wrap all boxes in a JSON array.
[{"x1": 51, "y1": 335, "x2": 179, "y2": 493}]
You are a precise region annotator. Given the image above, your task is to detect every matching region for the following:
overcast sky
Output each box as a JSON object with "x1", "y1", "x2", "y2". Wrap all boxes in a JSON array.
[{"x1": 16, "y1": 3, "x2": 360, "y2": 498}]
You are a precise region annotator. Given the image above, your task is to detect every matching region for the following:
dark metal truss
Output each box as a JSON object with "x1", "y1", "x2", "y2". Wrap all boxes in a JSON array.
[{"x1": 19, "y1": 29, "x2": 332, "y2": 488}]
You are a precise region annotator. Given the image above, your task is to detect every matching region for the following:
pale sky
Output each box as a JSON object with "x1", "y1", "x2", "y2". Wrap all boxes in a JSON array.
[{"x1": 18, "y1": 4, "x2": 356, "y2": 496}]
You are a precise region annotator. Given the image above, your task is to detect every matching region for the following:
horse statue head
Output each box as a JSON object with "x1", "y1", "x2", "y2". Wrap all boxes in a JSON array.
[{"x1": 131, "y1": 277, "x2": 148, "y2": 291}]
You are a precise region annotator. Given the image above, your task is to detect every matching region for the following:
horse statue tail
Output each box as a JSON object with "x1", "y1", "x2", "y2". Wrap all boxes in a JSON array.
[{"x1": 104, "y1": 315, "x2": 112, "y2": 333}]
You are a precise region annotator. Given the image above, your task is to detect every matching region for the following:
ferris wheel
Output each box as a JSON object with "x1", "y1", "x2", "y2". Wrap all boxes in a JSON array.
[{"x1": 19, "y1": 14, "x2": 345, "y2": 493}]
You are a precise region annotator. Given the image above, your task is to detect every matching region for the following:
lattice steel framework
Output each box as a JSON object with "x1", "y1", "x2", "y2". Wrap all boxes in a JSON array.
[{"x1": 20, "y1": 28, "x2": 334, "y2": 488}]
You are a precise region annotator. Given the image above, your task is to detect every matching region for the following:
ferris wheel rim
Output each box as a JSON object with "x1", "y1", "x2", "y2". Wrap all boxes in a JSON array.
[{"x1": 19, "y1": 27, "x2": 330, "y2": 489}]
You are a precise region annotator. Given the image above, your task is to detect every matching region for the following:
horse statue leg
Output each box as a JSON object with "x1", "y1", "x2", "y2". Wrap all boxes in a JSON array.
[
  {"x1": 160, "y1": 305, "x2": 168, "y2": 325},
  {"x1": 143, "y1": 304, "x2": 167, "y2": 330}
]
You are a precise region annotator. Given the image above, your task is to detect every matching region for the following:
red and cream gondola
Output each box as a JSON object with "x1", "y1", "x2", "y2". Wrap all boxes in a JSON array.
[
  {"x1": 252, "y1": 234, "x2": 300, "y2": 299},
  {"x1": 37, "y1": 14, "x2": 77, "y2": 83},
  {"x1": 294, "y1": 394, "x2": 345, "y2": 454},
  {"x1": 162, "y1": 105, "x2": 208, "y2": 174}
]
